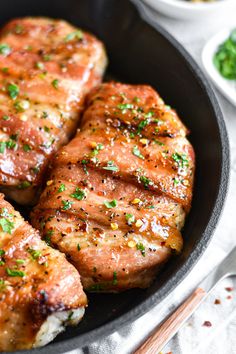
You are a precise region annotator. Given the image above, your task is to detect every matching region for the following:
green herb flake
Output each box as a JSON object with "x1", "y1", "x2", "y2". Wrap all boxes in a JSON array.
[
  {"x1": 27, "y1": 248, "x2": 41, "y2": 260},
  {"x1": 23, "y1": 144, "x2": 31, "y2": 152},
  {"x1": 132, "y1": 145, "x2": 145, "y2": 160},
  {"x1": 0, "y1": 142, "x2": 6, "y2": 153},
  {"x1": 133, "y1": 96, "x2": 140, "y2": 103},
  {"x1": 61, "y1": 200, "x2": 74, "y2": 210},
  {"x1": 70, "y1": 187, "x2": 86, "y2": 201},
  {"x1": 51, "y1": 79, "x2": 59, "y2": 89},
  {"x1": 0, "y1": 218, "x2": 14, "y2": 234},
  {"x1": 2, "y1": 67, "x2": 9, "y2": 73},
  {"x1": 112, "y1": 271, "x2": 118, "y2": 285},
  {"x1": 77, "y1": 244, "x2": 81, "y2": 251},
  {"x1": 15, "y1": 259, "x2": 25, "y2": 264},
  {"x1": 43, "y1": 54, "x2": 51, "y2": 61},
  {"x1": 58, "y1": 183, "x2": 66, "y2": 193},
  {"x1": 154, "y1": 139, "x2": 165, "y2": 146},
  {"x1": 117, "y1": 103, "x2": 134, "y2": 113},
  {"x1": 0, "y1": 43, "x2": 11, "y2": 56},
  {"x1": 125, "y1": 213, "x2": 135, "y2": 225},
  {"x1": 140, "y1": 176, "x2": 153, "y2": 189},
  {"x1": 6, "y1": 268, "x2": 25, "y2": 277},
  {"x1": 64, "y1": 30, "x2": 83, "y2": 42},
  {"x1": 7, "y1": 83, "x2": 19, "y2": 100},
  {"x1": 44, "y1": 229, "x2": 54, "y2": 245},
  {"x1": 137, "y1": 119, "x2": 149, "y2": 135},
  {"x1": 35, "y1": 61, "x2": 44, "y2": 70},
  {"x1": 102, "y1": 161, "x2": 119, "y2": 172},
  {"x1": 2, "y1": 115, "x2": 10, "y2": 121},
  {"x1": 136, "y1": 243, "x2": 145, "y2": 257},
  {"x1": 44, "y1": 126, "x2": 50, "y2": 133},
  {"x1": 172, "y1": 153, "x2": 189, "y2": 169},
  {"x1": 17, "y1": 181, "x2": 31, "y2": 189},
  {"x1": 104, "y1": 199, "x2": 118, "y2": 209},
  {"x1": 0, "y1": 249, "x2": 5, "y2": 256}
]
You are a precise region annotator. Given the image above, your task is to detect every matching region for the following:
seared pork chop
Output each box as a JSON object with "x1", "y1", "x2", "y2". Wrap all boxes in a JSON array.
[
  {"x1": 0, "y1": 193, "x2": 87, "y2": 351},
  {"x1": 0, "y1": 17, "x2": 107, "y2": 205},
  {"x1": 32, "y1": 82, "x2": 195, "y2": 291}
]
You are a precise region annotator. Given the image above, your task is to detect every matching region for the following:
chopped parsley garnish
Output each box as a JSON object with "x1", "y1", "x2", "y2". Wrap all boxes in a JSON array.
[
  {"x1": 112, "y1": 271, "x2": 118, "y2": 285},
  {"x1": 133, "y1": 96, "x2": 140, "y2": 103},
  {"x1": 104, "y1": 199, "x2": 118, "y2": 208},
  {"x1": 18, "y1": 181, "x2": 31, "y2": 189},
  {"x1": 44, "y1": 229, "x2": 54, "y2": 245},
  {"x1": 14, "y1": 100, "x2": 30, "y2": 112},
  {"x1": 82, "y1": 159, "x2": 89, "y2": 174},
  {"x1": 2, "y1": 115, "x2": 10, "y2": 120},
  {"x1": 0, "y1": 43, "x2": 11, "y2": 56},
  {"x1": 173, "y1": 178, "x2": 180, "y2": 186},
  {"x1": 102, "y1": 161, "x2": 119, "y2": 172},
  {"x1": 125, "y1": 213, "x2": 135, "y2": 225},
  {"x1": 35, "y1": 61, "x2": 44, "y2": 70},
  {"x1": 14, "y1": 24, "x2": 24, "y2": 34},
  {"x1": 91, "y1": 143, "x2": 104, "y2": 156},
  {"x1": 136, "y1": 242, "x2": 145, "y2": 257},
  {"x1": 77, "y1": 244, "x2": 81, "y2": 251},
  {"x1": 137, "y1": 119, "x2": 149, "y2": 135},
  {"x1": 51, "y1": 79, "x2": 59, "y2": 89},
  {"x1": 61, "y1": 200, "x2": 74, "y2": 210},
  {"x1": 6, "y1": 268, "x2": 25, "y2": 277},
  {"x1": 140, "y1": 176, "x2": 153, "y2": 189},
  {"x1": 2, "y1": 67, "x2": 9, "y2": 73},
  {"x1": 64, "y1": 30, "x2": 83, "y2": 42},
  {"x1": 44, "y1": 126, "x2": 50, "y2": 133},
  {"x1": 144, "y1": 111, "x2": 154, "y2": 119},
  {"x1": 43, "y1": 54, "x2": 51, "y2": 61},
  {"x1": 117, "y1": 103, "x2": 134, "y2": 113},
  {"x1": 16, "y1": 259, "x2": 25, "y2": 264},
  {"x1": 0, "y1": 218, "x2": 14, "y2": 234},
  {"x1": 172, "y1": 153, "x2": 189, "y2": 168},
  {"x1": 7, "y1": 83, "x2": 19, "y2": 100},
  {"x1": 154, "y1": 139, "x2": 165, "y2": 146},
  {"x1": 23, "y1": 144, "x2": 31, "y2": 152},
  {"x1": 0, "y1": 142, "x2": 6, "y2": 153},
  {"x1": 58, "y1": 183, "x2": 66, "y2": 193},
  {"x1": 27, "y1": 248, "x2": 41, "y2": 259},
  {"x1": 70, "y1": 187, "x2": 86, "y2": 201},
  {"x1": 132, "y1": 145, "x2": 144, "y2": 160},
  {"x1": 0, "y1": 249, "x2": 5, "y2": 256}
]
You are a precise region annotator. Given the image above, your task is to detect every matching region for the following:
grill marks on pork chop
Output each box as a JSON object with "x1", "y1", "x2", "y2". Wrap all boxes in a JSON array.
[
  {"x1": 0, "y1": 17, "x2": 107, "y2": 205},
  {"x1": 32, "y1": 82, "x2": 195, "y2": 291},
  {"x1": 0, "y1": 193, "x2": 87, "y2": 351}
]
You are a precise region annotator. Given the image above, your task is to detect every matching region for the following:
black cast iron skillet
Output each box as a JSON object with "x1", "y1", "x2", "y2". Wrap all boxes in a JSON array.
[{"x1": 0, "y1": 0, "x2": 229, "y2": 353}]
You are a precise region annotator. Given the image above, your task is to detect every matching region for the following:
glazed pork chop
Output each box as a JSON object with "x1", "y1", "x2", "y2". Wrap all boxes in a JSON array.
[
  {"x1": 0, "y1": 193, "x2": 87, "y2": 351},
  {"x1": 32, "y1": 82, "x2": 195, "y2": 291},
  {"x1": 0, "y1": 17, "x2": 107, "y2": 205}
]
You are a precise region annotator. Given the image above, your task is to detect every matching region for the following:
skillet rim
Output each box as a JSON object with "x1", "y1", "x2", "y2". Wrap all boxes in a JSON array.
[{"x1": 6, "y1": 2, "x2": 230, "y2": 353}]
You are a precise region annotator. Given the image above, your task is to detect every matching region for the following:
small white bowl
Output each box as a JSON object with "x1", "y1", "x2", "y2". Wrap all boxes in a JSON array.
[
  {"x1": 142, "y1": 0, "x2": 236, "y2": 20},
  {"x1": 202, "y1": 28, "x2": 236, "y2": 107}
]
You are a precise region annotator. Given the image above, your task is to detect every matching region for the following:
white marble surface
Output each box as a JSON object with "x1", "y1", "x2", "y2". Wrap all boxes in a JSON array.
[{"x1": 69, "y1": 4, "x2": 236, "y2": 354}]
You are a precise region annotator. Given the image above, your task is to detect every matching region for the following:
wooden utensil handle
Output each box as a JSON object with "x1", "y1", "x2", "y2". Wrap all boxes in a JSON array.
[{"x1": 134, "y1": 287, "x2": 207, "y2": 354}]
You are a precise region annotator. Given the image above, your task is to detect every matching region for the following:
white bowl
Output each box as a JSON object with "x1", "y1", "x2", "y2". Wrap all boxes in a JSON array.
[
  {"x1": 202, "y1": 28, "x2": 236, "y2": 106},
  {"x1": 142, "y1": 0, "x2": 236, "y2": 20}
]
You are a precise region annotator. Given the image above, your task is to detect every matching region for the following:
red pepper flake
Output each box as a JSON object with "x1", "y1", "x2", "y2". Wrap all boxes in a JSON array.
[
  {"x1": 214, "y1": 298, "x2": 221, "y2": 305},
  {"x1": 226, "y1": 295, "x2": 232, "y2": 300},
  {"x1": 202, "y1": 320, "x2": 212, "y2": 327},
  {"x1": 225, "y1": 287, "x2": 234, "y2": 292}
]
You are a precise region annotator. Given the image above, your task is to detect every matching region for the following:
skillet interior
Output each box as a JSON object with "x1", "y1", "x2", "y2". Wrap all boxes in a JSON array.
[{"x1": 0, "y1": 0, "x2": 229, "y2": 353}]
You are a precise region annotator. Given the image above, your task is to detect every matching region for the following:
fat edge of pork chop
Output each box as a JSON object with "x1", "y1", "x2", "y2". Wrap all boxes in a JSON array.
[
  {"x1": 31, "y1": 82, "x2": 195, "y2": 292},
  {"x1": 0, "y1": 17, "x2": 107, "y2": 205},
  {"x1": 0, "y1": 193, "x2": 87, "y2": 351}
]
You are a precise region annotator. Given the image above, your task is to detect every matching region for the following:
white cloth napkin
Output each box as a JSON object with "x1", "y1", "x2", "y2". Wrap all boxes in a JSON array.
[{"x1": 69, "y1": 4, "x2": 236, "y2": 354}]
